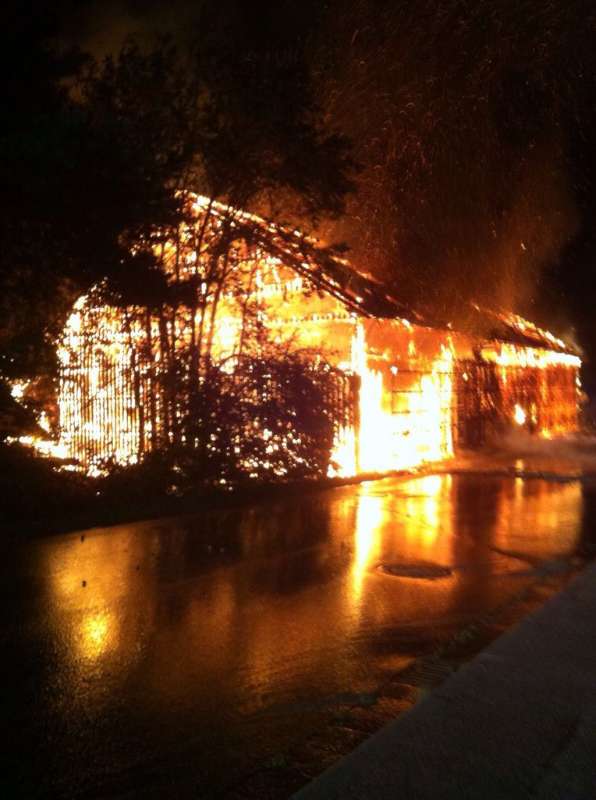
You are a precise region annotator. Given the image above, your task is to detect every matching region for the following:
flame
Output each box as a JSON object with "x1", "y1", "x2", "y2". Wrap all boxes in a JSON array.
[
  {"x1": 10, "y1": 380, "x2": 29, "y2": 400},
  {"x1": 482, "y1": 342, "x2": 580, "y2": 369},
  {"x1": 329, "y1": 426, "x2": 357, "y2": 477},
  {"x1": 41, "y1": 194, "x2": 580, "y2": 477},
  {"x1": 5, "y1": 435, "x2": 70, "y2": 460},
  {"x1": 328, "y1": 323, "x2": 454, "y2": 476},
  {"x1": 480, "y1": 341, "x2": 581, "y2": 438},
  {"x1": 513, "y1": 404, "x2": 527, "y2": 426}
]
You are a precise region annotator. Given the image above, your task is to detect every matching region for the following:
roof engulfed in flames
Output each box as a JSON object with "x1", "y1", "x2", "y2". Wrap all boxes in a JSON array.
[
  {"x1": 191, "y1": 196, "x2": 579, "y2": 357},
  {"x1": 190, "y1": 195, "x2": 424, "y2": 322},
  {"x1": 469, "y1": 304, "x2": 578, "y2": 356}
]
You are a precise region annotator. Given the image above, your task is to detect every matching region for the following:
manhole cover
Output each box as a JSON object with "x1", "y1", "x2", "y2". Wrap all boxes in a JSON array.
[{"x1": 377, "y1": 562, "x2": 452, "y2": 580}]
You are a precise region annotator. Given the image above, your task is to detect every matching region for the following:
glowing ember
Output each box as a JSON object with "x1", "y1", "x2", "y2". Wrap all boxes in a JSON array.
[{"x1": 10, "y1": 380, "x2": 29, "y2": 401}]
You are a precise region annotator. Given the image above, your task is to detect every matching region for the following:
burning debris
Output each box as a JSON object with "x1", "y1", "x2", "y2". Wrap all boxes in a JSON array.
[{"x1": 33, "y1": 194, "x2": 581, "y2": 479}]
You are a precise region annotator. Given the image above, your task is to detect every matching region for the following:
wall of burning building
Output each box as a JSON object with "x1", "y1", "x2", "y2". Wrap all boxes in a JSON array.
[
  {"x1": 57, "y1": 293, "x2": 463, "y2": 477},
  {"x1": 479, "y1": 343, "x2": 580, "y2": 436},
  {"x1": 55, "y1": 195, "x2": 582, "y2": 478}
]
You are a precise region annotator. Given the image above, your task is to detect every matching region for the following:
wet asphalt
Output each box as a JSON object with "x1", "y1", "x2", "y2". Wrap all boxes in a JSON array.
[{"x1": 4, "y1": 465, "x2": 595, "y2": 798}]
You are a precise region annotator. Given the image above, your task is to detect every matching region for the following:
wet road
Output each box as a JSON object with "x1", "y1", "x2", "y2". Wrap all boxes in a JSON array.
[{"x1": 4, "y1": 469, "x2": 594, "y2": 798}]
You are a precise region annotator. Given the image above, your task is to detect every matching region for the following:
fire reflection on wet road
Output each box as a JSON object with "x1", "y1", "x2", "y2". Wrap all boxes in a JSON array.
[{"x1": 4, "y1": 471, "x2": 590, "y2": 798}]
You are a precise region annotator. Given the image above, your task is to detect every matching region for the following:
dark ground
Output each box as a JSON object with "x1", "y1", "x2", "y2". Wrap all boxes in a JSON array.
[
  {"x1": 294, "y1": 559, "x2": 596, "y2": 800},
  {"x1": 5, "y1": 453, "x2": 596, "y2": 798}
]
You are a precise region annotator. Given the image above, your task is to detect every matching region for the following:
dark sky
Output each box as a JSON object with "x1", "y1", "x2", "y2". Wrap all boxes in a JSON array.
[
  {"x1": 59, "y1": 0, "x2": 201, "y2": 56},
  {"x1": 11, "y1": 0, "x2": 596, "y2": 370}
]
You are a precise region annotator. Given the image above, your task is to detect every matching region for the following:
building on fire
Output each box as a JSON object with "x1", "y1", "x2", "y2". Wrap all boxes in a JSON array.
[{"x1": 56, "y1": 194, "x2": 581, "y2": 476}]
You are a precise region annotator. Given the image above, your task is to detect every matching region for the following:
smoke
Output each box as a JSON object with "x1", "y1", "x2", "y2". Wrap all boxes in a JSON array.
[
  {"x1": 55, "y1": 0, "x2": 596, "y2": 341},
  {"x1": 313, "y1": 0, "x2": 591, "y2": 330},
  {"x1": 496, "y1": 428, "x2": 596, "y2": 474}
]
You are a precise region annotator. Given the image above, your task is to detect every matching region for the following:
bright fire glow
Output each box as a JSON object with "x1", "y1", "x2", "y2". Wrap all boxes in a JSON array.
[
  {"x1": 482, "y1": 342, "x2": 581, "y2": 370},
  {"x1": 513, "y1": 404, "x2": 527, "y2": 426},
  {"x1": 480, "y1": 341, "x2": 581, "y2": 437},
  {"x1": 335, "y1": 323, "x2": 454, "y2": 476},
  {"x1": 29, "y1": 193, "x2": 579, "y2": 477},
  {"x1": 6, "y1": 435, "x2": 70, "y2": 460}
]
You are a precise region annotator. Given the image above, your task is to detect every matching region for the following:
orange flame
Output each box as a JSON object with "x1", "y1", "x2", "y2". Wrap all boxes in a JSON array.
[
  {"x1": 10, "y1": 195, "x2": 576, "y2": 476},
  {"x1": 328, "y1": 323, "x2": 454, "y2": 476}
]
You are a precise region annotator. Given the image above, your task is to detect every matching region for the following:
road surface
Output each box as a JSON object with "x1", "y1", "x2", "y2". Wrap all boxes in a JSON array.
[{"x1": 4, "y1": 466, "x2": 593, "y2": 798}]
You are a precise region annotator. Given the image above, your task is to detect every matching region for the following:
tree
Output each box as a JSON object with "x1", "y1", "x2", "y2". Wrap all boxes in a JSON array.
[
  {"x1": 0, "y1": 3, "x2": 87, "y2": 380},
  {"x1": 0, "y1": 32, "x2": 354, "y2": 347},
  {"x1": 0, "y1": 18, "x2": 355, "y2": 436},
  {"x1": 1, "y1": 9, "x2": 356, "y2": 488},
  {"x1": 61, "y1": 194, "x2": 355, "y2": 479}
]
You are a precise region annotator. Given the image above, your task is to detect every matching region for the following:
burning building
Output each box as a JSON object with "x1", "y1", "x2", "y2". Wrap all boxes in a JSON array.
[{"x1": 56, "y1": 194, "x2": 581, "y2": 478}]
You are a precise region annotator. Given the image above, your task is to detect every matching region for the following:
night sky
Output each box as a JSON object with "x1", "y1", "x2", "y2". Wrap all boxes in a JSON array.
[{"x1": 6, "y1": 0, "x2": 596, "y2": 380}]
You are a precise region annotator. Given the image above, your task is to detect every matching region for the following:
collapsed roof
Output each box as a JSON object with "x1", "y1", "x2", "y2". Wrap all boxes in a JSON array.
[{"x1": 190, "y1": 194, "x2": 579, "y2": 357}]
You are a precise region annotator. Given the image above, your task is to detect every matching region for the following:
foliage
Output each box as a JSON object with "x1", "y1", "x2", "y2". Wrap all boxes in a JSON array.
[
  {"x1": 0, "y1": 8, "x2": 356, "y2": 489},
  {"x1": 0, "y1": 38, "x2": 194, "y2": 380},
  {"x1": 0, "y1": 347, "x2": 342, "y2": 532},
  {"x1": 0, "y1": 19, "x2": 354, "y2": 384},
  {"x1": 0, "y1": 442, "x2": 91, "y2": 527},
  {"x1": 171, "y1": 353, "x2": 340, "y2": 486},
  {"x1": 192, "y1": 0, "x2": 355, "y2": 221},
  {"x1": 108, "y1": 360, "x2": 335, "y2": 495}
]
